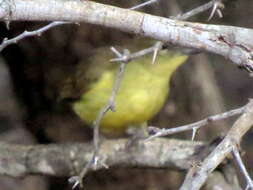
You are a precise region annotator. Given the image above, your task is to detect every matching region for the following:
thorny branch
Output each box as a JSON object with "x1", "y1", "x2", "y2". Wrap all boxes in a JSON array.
[
  {"x1": 110, "y1": 42, "x2": 162, "y2": 64},
  {"x1": 69, "y1": 47, "x2": 129, "y2": 188},
  {"x1": 0, "y1": 0, "x2": 158, "y2": 53},
  {"x1": 174, "y1": 0, "x2": 217, "y2": 20},
  {"x1": 232, "y1": 147, "x2": 253, "y2": 190},
  {"x1": 111, "y1": 0, "x2": 227, "y2": 68},
  {"x1": 0, "y1": 0, "x2": 159, "y2": 52},
  {"x1": 147, "y1": 104, "x2": 246, "y2": 140},
  {"x1": 179, "y1": 100, "x2": 253, "y2": 190},
  {"x1": 0, "y1": 0, "x2": 253, "y2": 71},
  {"x1": 156, "y1": 0, "x2": 224, "y2": 66},
  {"x1": 0, "y1": 21, "x2": 73, "y2": 51},
  {"x1": 111, "y1": 0, "x2": 223, "y2": 69}
]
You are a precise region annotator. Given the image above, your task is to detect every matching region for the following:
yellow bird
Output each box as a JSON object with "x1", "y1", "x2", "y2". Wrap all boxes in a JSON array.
[{"x1": 69, "y1": 47, "x2": 188, "y2": 137}]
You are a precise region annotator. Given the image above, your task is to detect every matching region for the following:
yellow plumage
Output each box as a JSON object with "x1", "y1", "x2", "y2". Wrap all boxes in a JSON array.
[{"x1": 72, "y1": 49, "x2": 188, "y2": 136}]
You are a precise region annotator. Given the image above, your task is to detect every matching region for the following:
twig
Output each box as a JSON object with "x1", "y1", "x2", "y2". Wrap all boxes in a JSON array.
[
  {"x1": 93, "y1": 47, "x2": 128, "y2": 150},
  {"x1": 179, "y1": 100, "x2": 253, "y2": 190},
  {"x1": 0, "y1": 21, "x2": 72, "y2": 52},
  {"x1": 110, "y1": 42, "x2": 162, "y2": 63},
  {"x1": 130, "y1": 0, "x2": 158, "y2": 10},
  {"x1": 146, "y1": 105, "x2": 246, "y2": 141},
  {"x1": 232, "y1": 147, "x2": 253, "y2": 190},
  {"x1": 112, "y1": 0, "x2": 220, "y2": 64},
  {"x1": 69, "y1": 47, "x2": 129, "y2": 188},
  {"x1": 93, "y1": 47, "x2": 127, "y2": 152},
  {"x1": 175, "y1": 0, "x2": 215, "y2": 21},
  {"x1": 5, "y1": 0, "x2": 252, "y2": 71},
  {"x1": 150, "y1": 0, "x2": 223, "y2": 68}
]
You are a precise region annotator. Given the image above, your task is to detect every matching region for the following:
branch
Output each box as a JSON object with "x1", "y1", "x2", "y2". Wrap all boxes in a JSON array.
[
  {"x1": 70, "y1": 48, "x2": 129, "y2": 188},
  {"x1": 111, "y1": 0, "x2": 222, "y2": 64},
  {"x1": 232, "y1": 147, "x2": 253, "y2": 189},
  {"x1": 147, "y1": 104, "x2": 246, "y2": 140},
  {"x1": 1, "y1": 0, "x2": 253, "y2": 71},
  {"x1": 175, "y1": 0, "x2": 216, "y2": 20},
  {"x1": 129, "y1": 0, "x2": 158, "y2": 10},
  {"x1": 179, "y1": 100, "x2": 253, "y2": 190},
  {"x1": 0, "y1": 21, "x2": 72, "y2": 52},
  {"x1": 0, "y1": 138, "x2": 203, "y2": 177}
]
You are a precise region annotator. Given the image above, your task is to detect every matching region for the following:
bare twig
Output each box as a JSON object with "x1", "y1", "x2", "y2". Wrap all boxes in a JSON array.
[
  {"x1": 232, "y1": 147, "x2": 253, "y2": 190},
  {"x1": 179, "y1": 100, "x2": 253, "y2": 190},
  {"x1": 92, "y1": 47, "x2": 128, "y2": 152},
  {"x1": 146, "y1": 105, "x2": 246, "y2": 141},
  {"x1": 174, "y1": 0, "x2": 224, "y2": 21},
  {"x1": 110, "y1": 42, "x2": 163, "y2": 63},
  {"x1": 175, "y1": 0, "x2": 215, "y2": 20},
  {"x1": 93, "y1": 47, "x2": 128, "y2": 152},
  {"x1": 69, "y1": 47, "x2": 129, "y2": 188},
  {"x1": 0, "y1": 21, "x2": 72, "y2": 52},
  {"x1": 130, "y1": 0, "x2": 158, "y2": 10}
]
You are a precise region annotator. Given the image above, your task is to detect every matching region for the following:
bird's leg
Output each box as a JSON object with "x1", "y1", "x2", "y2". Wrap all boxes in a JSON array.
[{"x1": 126, "y1": 122, "x2": 149, "y2": 148}]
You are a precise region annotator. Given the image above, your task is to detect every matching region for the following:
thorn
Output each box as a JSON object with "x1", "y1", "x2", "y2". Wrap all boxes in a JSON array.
[
  {"x1": 207, "y1": 0, "x2": 224, "y2": 21},
  {"x1": 152, "y1": 48, "x2": 158, "y2": 64},
  {"x1": 152, "y1": 42, "x2": 162, "y2": 64},
  {"x1": 191, "y1": 127, "x2": 197, "y2": 141},
  {"x1": 110, "y1": 46, "x2": 123, "y2": 57},
  {"x1": 217, "y1": 9, "x2": 223, "y2": 18},
  {"x1": 102, "y1": 162, "x2": 109, "y2": 169},
  {"x1": 244, "y1": 63, "x2": 253, "y2": 73},
  {"x1": 129, "y1": 0, "x2": 158, "y2": 10},
  {"x1": 93, "y1": 156, "x2": 99, "y2": 170},
  {"x1": 5, "y1": 20, "x2": 10, "y2": 30},
  {"x1": 68, "y1": 176, "x2": 82, "y2": 189}
]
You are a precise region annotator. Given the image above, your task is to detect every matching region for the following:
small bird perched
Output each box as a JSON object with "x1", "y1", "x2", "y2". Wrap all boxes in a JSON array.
[{"x1": 67, "y1": 47, "x2": 188, "y2": 137}]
